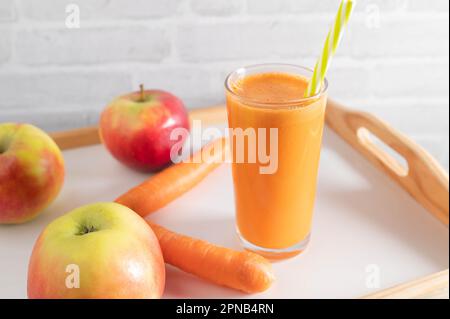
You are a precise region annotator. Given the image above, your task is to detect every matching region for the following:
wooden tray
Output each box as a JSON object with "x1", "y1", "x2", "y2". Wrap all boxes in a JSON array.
[{"x1": 1, "y1": 100, "x2": 448, "y2": 299}]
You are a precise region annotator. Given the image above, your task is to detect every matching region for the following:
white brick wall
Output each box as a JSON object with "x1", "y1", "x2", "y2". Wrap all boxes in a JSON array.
[
  {"x1": 190, "y1": 0, "x2": 244, "y2": 16},
  {"x1": 0, "y1": 26, "x2": 11, "y2": 63},
  {"x1": 0, "y1": 0, "x2": 449, "y2": 170},
  {"x1": 0, "y1": 0, "x2": 15, "y2": 22},
  {"x1": 15, "y1": 26, "x2": 171, "y2": 65},
  {"x1": 0, "y1": 70, "x2": 132, "y2": 109},
  {"x1": 18, "y1": 0, "x2": 181, "y2": 20}
]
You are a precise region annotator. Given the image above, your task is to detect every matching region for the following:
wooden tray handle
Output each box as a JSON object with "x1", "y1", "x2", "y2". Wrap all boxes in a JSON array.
[{"x1": 326, "y1": 99, "x2": 449, "y2": 226}]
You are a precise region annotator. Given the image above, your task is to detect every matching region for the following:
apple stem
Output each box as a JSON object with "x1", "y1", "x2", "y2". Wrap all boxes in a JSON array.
[
  {"x1": 76, "y1": 225, "x2": 98, "y2": 236},
  {"x1": 139, "y1": 84, "x2": 145, "y2": 102}
]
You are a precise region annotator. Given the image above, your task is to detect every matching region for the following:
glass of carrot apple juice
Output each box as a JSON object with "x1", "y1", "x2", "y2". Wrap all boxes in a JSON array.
[{"x1": 225, "y1": 64, "x2": 328, "y2": 259}]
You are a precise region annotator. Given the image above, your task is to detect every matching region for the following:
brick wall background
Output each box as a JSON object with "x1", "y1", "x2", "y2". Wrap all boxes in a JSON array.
[{"x1": 0, "y1": 0, "x2": 449, "y2": 170}]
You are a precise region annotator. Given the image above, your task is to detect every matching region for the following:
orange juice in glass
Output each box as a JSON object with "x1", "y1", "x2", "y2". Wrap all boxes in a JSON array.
[{"x1": 225, "y1": 64, "x2": 328, "y2": 259}]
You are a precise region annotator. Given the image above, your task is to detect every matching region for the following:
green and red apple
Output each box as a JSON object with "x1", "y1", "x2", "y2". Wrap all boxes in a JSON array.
[
  {"x1": 28, "y1": 202, "x2": 165, "y2": 299},
  {"x1": 100, "y1": 86, "x2": 190, "y2": 171},
  {"x1": 0, "y1": 123, "x2": 65, "y2": 224}
]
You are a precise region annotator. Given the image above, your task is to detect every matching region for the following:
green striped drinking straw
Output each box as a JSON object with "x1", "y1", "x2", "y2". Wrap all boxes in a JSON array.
[{"x1": 305, "y1": 0, "x2": 356, "y2": 97}]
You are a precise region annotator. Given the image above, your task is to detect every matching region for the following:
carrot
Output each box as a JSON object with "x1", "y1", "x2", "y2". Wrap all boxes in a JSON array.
[
  {"x1": 148, "y1": 222, "x2": 275, "y2": 294},
  {"x1": 116, "y1": 137, "x2": 228, "y2": 217}
]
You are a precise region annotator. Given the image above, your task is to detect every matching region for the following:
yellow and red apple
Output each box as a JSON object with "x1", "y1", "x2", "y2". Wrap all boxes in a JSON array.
[
  {"x1": 100, "y1": 87, "x2": 190, "y2": 171},
  {"x1": 0, "y1": 123, "x2": 65, "y2": 224},
  {"x1": 28, "y1": 202, "x2": 165, "y2": 299}
]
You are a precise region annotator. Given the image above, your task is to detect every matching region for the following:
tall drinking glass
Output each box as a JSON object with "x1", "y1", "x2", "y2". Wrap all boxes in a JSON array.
[{"x1": 225, "y1": 64, "x2": 328, "y2": 259}]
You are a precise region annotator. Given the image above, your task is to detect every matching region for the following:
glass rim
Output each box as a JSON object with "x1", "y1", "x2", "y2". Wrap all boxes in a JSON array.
[{"x1": 225, "y1": 63, "x2": 328, "y2": 108}]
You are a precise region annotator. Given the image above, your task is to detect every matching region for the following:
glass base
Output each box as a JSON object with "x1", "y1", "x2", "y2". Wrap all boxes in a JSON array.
[{"x1": 238, "y1": 232, "x2": 311, "y2": 260}]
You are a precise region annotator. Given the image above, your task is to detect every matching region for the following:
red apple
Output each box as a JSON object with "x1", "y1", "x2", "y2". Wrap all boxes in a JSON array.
[
  {"x1": 99, "y1": 86, "x2": 190, "y2": 171},
  {"x1": 0, "y1": 123, "x2": 65, "y2": 224},
  {"x1": 28, "y1": 202, "x2": 166, "y2": 299}
]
